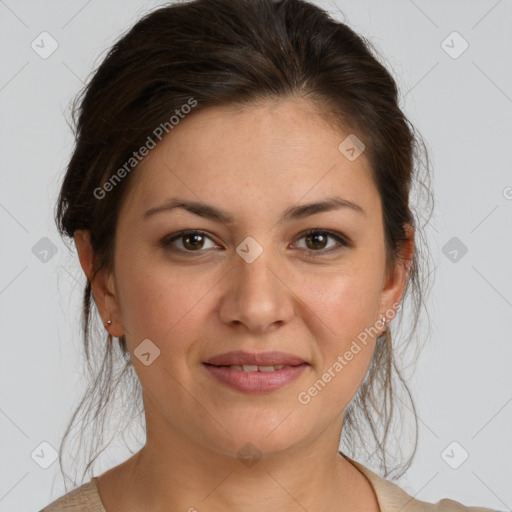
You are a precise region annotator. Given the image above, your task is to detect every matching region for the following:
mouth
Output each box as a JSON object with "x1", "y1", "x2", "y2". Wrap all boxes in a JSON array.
[
  {"x1": 204, "y1": 363, "x2": 302, "y2": 372},
  {"x1": 202, "y1": 355, "x2": 309, "y2": 393}
]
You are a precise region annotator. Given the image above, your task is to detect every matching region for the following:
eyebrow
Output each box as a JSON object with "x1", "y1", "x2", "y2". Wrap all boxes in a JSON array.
[{"x1": 142, "y1": 196, "x2": 365, "y2": 224}]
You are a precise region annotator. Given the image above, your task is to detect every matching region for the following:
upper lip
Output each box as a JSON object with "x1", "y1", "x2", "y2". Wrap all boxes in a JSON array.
[{"x1": 204, "y1": 350, "x2": 307, "y2": 366}]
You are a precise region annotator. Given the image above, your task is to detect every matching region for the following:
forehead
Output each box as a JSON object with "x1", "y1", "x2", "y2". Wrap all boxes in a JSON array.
[{"x1": 120, "y1": 96, "x2": 379, "y2": 222}]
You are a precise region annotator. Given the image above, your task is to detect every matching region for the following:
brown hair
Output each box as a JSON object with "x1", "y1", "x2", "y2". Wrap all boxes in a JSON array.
[{"x1": 55, "y1": 0, "x2": 434, "y2": 489}]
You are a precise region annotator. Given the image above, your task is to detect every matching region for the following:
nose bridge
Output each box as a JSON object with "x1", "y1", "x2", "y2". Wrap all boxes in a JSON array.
[
  {"x1": 235, "y1": 240, "x2": 282, "y2": 305},
  {"x1": 218, "y1": 238, "x2": 293, "y2": 332}
]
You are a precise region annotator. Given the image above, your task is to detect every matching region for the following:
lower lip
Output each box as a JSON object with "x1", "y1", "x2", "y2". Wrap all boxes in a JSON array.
[{"x1": 203, "y1": 363, "x2": 308, "y2": 393}]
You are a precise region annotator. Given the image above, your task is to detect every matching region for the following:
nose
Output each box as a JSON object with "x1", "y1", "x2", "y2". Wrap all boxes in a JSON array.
[{"x1": 217, "y1": 248, "x2": 295, "y2": 335}]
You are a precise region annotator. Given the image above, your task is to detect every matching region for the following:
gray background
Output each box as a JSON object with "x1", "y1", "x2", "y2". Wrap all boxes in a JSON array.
[{"x1": 1, "y1": 0, "x2": 511, "y2": 510}]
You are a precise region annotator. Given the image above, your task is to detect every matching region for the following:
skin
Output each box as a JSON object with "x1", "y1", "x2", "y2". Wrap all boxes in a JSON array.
[{"x1": 74, "y1": 95, "x2": 413, "y2": 512}]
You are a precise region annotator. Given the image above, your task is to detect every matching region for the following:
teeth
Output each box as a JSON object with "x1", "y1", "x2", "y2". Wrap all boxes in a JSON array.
[
  {"x1": 259, "y1": 365, "x2": 278, "y2": 372},
  {"x1": 228, "y1": 364, "x2": 286, "y2": 372}
]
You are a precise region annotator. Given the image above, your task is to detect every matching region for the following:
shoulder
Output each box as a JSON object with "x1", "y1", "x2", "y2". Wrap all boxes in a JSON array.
[
  {"x1": 431, "y1": 498, "x2": 501, "y2": 511},
  {"x1": 344, "y1": 455, "x2": 502, "y2": 512},
  {"x1": 39, "y1": 477, "x2": 106, "y2": 512}
]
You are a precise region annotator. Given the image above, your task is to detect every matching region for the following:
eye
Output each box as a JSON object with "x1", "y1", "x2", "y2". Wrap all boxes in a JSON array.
[
  {"x1": 293, "y1": 229, "x2": 350, "y2": 256},
  {"x1": 160, "y1": 230, "x2": 219, "y2": 253},
  {"x1": 160, "y1": 228, "x2": 351, "y2": 256}
]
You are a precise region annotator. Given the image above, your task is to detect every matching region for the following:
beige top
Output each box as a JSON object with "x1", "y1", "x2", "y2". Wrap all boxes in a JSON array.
[{"x1": 39, "y1": 456, "x2": 500, "y2": 511}]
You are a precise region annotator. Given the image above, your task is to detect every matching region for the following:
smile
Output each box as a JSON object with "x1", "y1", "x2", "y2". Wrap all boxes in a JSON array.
[{"x1": 203, "y1": 362, "x2": 308, "y2": 393}]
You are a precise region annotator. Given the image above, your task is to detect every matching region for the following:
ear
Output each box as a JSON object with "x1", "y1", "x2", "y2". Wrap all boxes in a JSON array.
[
  {"x1": 73, "y1": 229, "x2": 124, "y2": 338},
  {"x1": 379, "y1": 223, "x2": 415, "y2": 323}
]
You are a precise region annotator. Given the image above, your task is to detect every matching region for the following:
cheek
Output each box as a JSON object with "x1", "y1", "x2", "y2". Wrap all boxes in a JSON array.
[
  {"x1": 296, "y1": 255, "x2": 383, "y2": 399},
  {"x1": 297, "y1": 275, "x2": 381, "y2": 413},
  {"x1": 115, "y1": 253, "x2": 219, "y2": 345},
  {"x1": 300, "y1": 259, "x2": 383, "y2": 341}
]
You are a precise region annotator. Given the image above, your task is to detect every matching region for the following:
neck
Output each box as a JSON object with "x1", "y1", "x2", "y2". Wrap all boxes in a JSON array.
[{"x1": 98, "y1": 423, "x2": 378, "y2": 511}]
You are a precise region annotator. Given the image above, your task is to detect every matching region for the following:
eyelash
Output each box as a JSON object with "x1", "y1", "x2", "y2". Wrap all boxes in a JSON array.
[{"x1": 160, "y1": 228, "x2": 351, "y2": 257}]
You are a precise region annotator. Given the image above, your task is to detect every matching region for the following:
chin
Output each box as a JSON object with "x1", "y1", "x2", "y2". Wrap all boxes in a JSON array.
[{"x1": 199, "y1": 420, "x2": 308, "y2": 462}]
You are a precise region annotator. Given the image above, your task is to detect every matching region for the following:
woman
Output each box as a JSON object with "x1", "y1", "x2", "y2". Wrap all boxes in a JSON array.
[{"x1": 40, "y1": 0, "x2": 499, "y2": 510}]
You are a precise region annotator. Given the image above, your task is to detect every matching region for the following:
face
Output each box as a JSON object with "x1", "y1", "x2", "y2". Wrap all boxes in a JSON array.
[{"x1": 78, "y1": 96, "x2": 408, "y2": 459}]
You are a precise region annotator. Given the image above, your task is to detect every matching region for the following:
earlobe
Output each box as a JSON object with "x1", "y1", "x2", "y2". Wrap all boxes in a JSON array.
[{"x1": 103, "y1": 286, "x2": 124, "y2": 338}]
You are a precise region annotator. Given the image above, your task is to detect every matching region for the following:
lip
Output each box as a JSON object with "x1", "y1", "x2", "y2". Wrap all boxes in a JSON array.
[
  {"x1": 204, "y1": 350, "x2": 307, "y2": 366},
  {"x1": 203, "y1": 363, "x2": 308, "y2": 393}
]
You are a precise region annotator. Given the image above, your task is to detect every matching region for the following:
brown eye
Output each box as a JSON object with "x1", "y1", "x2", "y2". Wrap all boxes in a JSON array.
[
  {"x1": 161, "y1": 230, "x2": 218, "y2": 252},
  {"x1": 304, "y1": 232, "x2": 329, "y2": 250},
  {"x1": 294, "y1": 229, "x2": 350, "y2": 256},
  {"x1": 182, "y1": 233, "x2": 205, "y2": 250}
]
